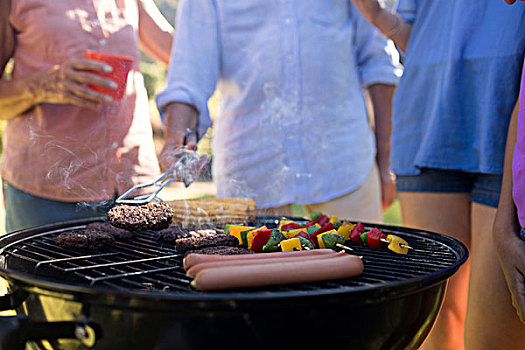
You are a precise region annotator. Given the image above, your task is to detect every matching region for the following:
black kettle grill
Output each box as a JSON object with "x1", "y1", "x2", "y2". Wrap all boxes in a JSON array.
[{"x1": 0, "y1": 217, "x2": 468, "y2": 350}]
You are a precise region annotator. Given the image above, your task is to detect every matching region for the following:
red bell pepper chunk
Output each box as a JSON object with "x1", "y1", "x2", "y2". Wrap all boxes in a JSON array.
[
  {"x1": 314, "y1": 215, "x2": 330, "y2": 227},
  {"x1": 297, "y1": 221, "x2": 316, "y2": 229},
  {"x1": 293, "y1": 231, "x2": 316, "y2": 247},
  {"x1": 315, "y1": 223, "x2": 335, "y2": 235},
  {"x1": 280, "y1": 222, "x2": 299, "y2": 231},
  {"x1": 349, "y1": 223, "x2": 365, "y2": 244},
  {"x1": 249, "y1": 229, "x2": 273, "y2": 252},
  {"x1": 308, "y1": 223, "x2": 335, "y2": 248},
  {"x1": 367, "y1": 227, "x2": 387, "y2": 248}
]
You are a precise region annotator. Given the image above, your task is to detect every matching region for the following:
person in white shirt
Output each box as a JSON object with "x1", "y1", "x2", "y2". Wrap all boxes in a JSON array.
[{"x1": 157, "y1": 0, "x2": 401, "y2": 221}]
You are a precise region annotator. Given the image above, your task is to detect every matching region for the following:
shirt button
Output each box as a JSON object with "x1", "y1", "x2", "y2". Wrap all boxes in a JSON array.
[
  {"x1": 99, "y1": 38, "x2": 107, "y2": 46},
  {"x1": 112, "y1": 141, "x2": 118, "y2": 149},
  {"x1": 287, "y1": 95, "x2": 294, "y2": 101},
  {"x1": 93, "y1": 19, "x2": 100, "y2": 26},
  {"x1": 285, "y1": 18, "x2": 292, "y2": 24},
  {"x1": 287, "y1": 55, "x2": 294, "y2": 61}
]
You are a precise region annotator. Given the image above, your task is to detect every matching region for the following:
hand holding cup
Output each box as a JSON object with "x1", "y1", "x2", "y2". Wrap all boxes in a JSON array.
[
  {"x1": 34, "y1": 58, "x2": 118, "y2": 109},
  {"x1": 85, "y1": 51, "x2": 133, "y2": 100}
]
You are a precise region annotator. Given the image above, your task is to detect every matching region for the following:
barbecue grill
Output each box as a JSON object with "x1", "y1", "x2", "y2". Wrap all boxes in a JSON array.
[{"x1": 0, "y1": 217, "x2": 468, "y2": 350}]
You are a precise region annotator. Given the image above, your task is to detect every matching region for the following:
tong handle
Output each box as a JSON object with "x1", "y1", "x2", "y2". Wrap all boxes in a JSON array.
[
  {"x1": 183, "y1": 128, "x2": 200, "y2": 148},
  {"x1": 115, "y1": 128, "x2": 200, "y2": 204}
]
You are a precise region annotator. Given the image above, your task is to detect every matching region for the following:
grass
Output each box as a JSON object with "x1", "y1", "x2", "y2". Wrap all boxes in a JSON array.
[
  {"x1": 383, "y1": 199, "x2": 403, "y2": 226},
  {"x1": 292, "y1": 198, "x2": 403, "y2": 225}
]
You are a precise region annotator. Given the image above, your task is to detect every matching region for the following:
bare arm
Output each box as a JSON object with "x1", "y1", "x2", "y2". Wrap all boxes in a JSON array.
[
  {"x1": 350, "y1": 0, "x2": 412, "y2": 52},
  {"x1": 367, "y1": 83, "x2": 396, "y2": 210},
  {"x1": 138, "y1": 0, "x2": 174, "y2": 66},
  {"x1": 159, "y1": 102, "x2": 199, "y2": 171},
  {"x1": 493, "y1": 101, "x2": 525, "y2": 323},
  {"x1": 0, "y1": 0, "x2": 119, "y2": 120},
  {"x1": 0, "y1": 0, "x2": 14, "y2": 71},
  {"x1": 495, "y1": 102, "x2": 520, "y2": 242},
  {"x1": 0, "y1": 0, "x2": 32, "y2": 120}
]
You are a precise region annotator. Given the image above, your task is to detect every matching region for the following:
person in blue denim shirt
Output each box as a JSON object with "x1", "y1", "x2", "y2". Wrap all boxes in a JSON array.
[
  {"x1": 157, "y1": 1, "x2": 401, "y2": 222},
  {"x1": 352, "y1": 0, "x2": 525, "y2": 349}
]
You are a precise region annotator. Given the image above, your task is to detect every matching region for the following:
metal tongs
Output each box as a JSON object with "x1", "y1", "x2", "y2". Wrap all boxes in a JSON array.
[{"x1": 115, "y1": 128, "x2": 206, "y2": 205}]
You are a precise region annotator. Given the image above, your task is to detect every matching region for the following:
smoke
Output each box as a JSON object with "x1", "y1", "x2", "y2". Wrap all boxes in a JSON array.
[{"x1": 260, "y1": 82, "x2": 298, "y2": 127}]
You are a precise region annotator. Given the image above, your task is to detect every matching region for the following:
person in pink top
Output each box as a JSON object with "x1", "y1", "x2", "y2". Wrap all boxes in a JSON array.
[{"x1": 0, "y1": 0, "x2": 173, "y2": 232}]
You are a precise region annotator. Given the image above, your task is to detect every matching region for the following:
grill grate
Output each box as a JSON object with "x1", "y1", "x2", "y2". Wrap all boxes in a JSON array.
[{"x1": 0, "y1": 218, "x2": 464, "y2": 295}]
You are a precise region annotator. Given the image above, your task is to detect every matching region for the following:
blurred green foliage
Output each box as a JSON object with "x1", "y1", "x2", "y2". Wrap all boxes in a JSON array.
[
  {"x1": 155, "y1": 0, "x2": 177, "y2": 26},
  {"x1": 141, "y1": 0, "x2": 177, "y2": 98}
]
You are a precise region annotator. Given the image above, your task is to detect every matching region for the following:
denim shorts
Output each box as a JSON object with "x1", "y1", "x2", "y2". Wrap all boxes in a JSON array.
[
  {"x1": 2, "y1": 180, "x2": 115, "y2": 233},
  {"x1": 395, "y1": 168, "x2": 502, "y2": 208}
]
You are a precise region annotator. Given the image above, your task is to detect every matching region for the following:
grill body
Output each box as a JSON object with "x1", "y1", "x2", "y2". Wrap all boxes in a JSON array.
[{"x1": 0, "y1": 217, "x2": 468, "y2": 350}]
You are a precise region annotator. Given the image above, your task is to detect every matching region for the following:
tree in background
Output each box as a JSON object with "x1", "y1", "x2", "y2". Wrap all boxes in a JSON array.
[{"x1": 141, "y1": 0, "x2": 176, "y2": 98}]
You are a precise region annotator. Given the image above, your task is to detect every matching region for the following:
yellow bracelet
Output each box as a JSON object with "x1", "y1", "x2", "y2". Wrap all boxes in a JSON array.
[{"x1": 382, "y1": 13, "x2": 402, "y2": 38}]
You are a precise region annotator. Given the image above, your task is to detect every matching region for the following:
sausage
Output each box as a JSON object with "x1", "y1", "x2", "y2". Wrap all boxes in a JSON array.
[
  {"x1": 183, "y1": 248, "x2": 335, "y2": 270},
  {"x1": 190, "y1": 252, "x2": 364, "y2": 291},
  {"x1": 186, "y1": 250, "x2": 341, "y2": 278}
]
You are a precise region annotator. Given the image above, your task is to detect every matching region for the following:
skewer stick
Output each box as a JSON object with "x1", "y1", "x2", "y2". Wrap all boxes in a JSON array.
[
  {"x1": 335, "y1": 243, "x2": 353, "y2": 251},
  {"x1": 380, "y1": 238, "x2": 413, "y2": 250}
]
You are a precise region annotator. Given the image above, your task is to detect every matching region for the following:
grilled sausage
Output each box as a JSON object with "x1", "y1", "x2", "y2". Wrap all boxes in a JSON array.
[
  {"x1": 186, "y1": 251, "x2": 341, "y2": 278},
  {"x1": 183, "y1": 248, "x2": 335, "y2": 270},
  {"x1": 190, "y1": 252, "x2": 364, "y2": 291}
]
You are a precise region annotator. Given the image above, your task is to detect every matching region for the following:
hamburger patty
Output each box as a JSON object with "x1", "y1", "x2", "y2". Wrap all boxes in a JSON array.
[
  {"x1": 175, "y1": 235, "x2": 240, "y2": 253},
  {"x1": 156, "y1": 224, "x2": 217, "y2": 242},
  {"x1": 85, "y1": 222, "x2": 136, "y2": 239},
  {"x1": 55, "y1": 229, "x2": 115, "y2": 250},
  {"x1": 184, "y1": 245, "x2": 253, "y2": 256},
  {"x1": 107, "y1": 202, "x2": 174, "y2": 231}
]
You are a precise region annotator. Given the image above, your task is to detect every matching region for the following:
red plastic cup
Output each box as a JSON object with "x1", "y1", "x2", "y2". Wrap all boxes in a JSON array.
[{"x1": 85, "y1": 50, "x2": 133, "y2": 100}]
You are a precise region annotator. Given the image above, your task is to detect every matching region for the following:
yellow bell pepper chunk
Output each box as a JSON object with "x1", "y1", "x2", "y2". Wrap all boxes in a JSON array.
[
  {"x1": 246, "y1": 226, "x2": 267, "y2": 249},
  {"x1": 386, "y1": 234, "x2": 409, "y2": 255},
  {"x1": 329, "y1": 216, "x2": 340, "y2": 224},
  {"x1": 316, "y1": 230, "x2": 338, "y2": 248},
  {"x1": 228, "y1": 225, "x2": 255, "y2": 245},
  {"x1": 283, "y1": 228, "x2": 306, "y2": 239},
  {"x1": 317, "y1": 233, "x2": 327, "y2": 249},
  {"x1": 310, "y1": 224, "x2": 321, "y2": 231},
  {"x1": 337, "y1": 223, "x2": 355, "y2": 241},
  {"x1": 280, "y1": 238, "x2": 302, "y2": 252}
]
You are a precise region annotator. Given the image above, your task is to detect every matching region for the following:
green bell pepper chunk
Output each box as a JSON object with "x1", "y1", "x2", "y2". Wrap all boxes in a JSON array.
[
  {"x1": 262, "y1": 230, "x2": 286, "y2": 252},
  {"x1": 360, "y1": 231, "x2": 369, "y2": 245},
  {"x1": 296, "y1": 236, "x2": 314, "y2": 250},
  {"x1": 310, "y1": 212, "x2": 323, "y2": 221},
  {"x1": 307, "y1": 225, "x2": 319, "y2": 235},
  {"x1": 240, "y1": 228, "x2": 254, "y2": 248},
  {"x1": 333, "y1": 221, "x2": 342, "y2": 230},
  {"x1": 320, "y1": 233, "x2": 346, "y2": 251}
]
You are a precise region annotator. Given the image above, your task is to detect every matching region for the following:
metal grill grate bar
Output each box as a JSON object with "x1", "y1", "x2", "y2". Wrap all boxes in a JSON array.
[
  {"x1": 62, "y1": 255, "x2": 180, "y2": 272},
  {"x1": 35, "y1": 252, "x2": 120, "y2": 269},
  {"x1": 88, "y1": 267, "x2": 189, "y2": 285},
  {"x1": 0, "y1": 219, "x2": 465, "y2": 295}
]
